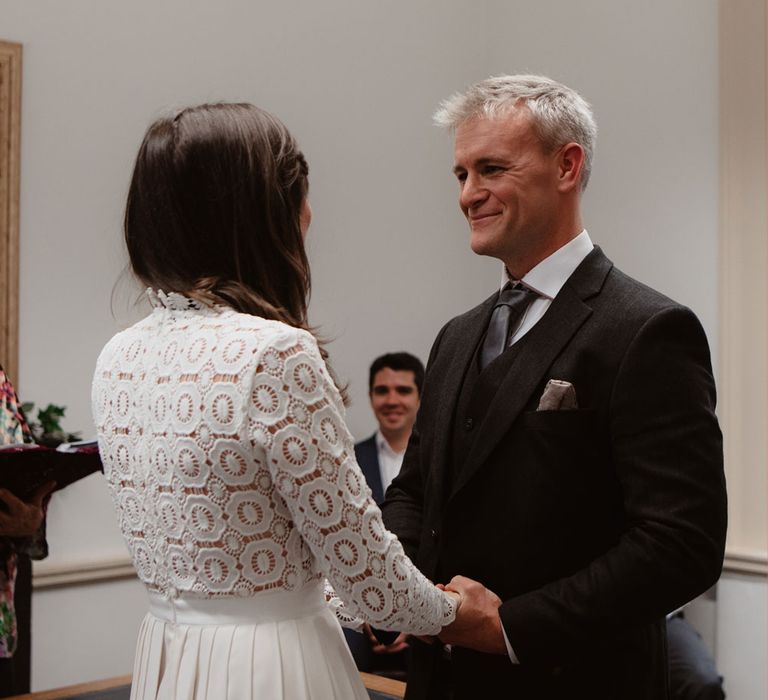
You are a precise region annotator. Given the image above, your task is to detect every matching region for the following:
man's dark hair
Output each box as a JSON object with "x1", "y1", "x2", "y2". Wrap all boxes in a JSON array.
[{"x1": 368, "y1": 353, "x2": 425, "y2": 395}]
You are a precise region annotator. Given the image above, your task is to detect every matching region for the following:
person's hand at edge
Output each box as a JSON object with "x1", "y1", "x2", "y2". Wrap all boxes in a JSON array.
[
  {"x1": 367, "y1": 627, "x2": 411, "y2": 654},
  {"x1": 0, "y1": 480, "x2": 56, "y2": 537}
]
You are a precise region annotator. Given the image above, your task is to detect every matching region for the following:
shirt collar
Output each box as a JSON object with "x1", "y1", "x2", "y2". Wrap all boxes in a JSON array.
[
  {"x1": 502, "y1": 230, "x2": 594, "y2": 299},
  {"x1": 375, "y1": 430, "x2": 403, "y2": 457}
]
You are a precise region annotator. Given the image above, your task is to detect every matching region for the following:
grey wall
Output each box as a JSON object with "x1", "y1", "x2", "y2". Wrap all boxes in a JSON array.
[
  {"x1": 487, "y1": 0, "x2": 720, "y2": 349},
  {"x1": 2, "y1": 0, "x2": 754, "y2": 696}
]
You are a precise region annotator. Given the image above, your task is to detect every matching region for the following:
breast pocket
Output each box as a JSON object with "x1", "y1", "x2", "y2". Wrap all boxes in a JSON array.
[
  {"x1": 510, "y1": 409, "x2": 607, "y2": 533},
  {"x1": 514, "y1": 408, "x2": 604, "y2": 490},
  {"x1": 519, "y1": 408, "x2": 599, "y2": 437}
]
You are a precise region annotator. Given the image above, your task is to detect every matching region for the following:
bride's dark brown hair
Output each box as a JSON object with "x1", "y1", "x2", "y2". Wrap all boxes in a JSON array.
[{"x1": 125, "y1": 102, "x2": 344, "y2": 396}]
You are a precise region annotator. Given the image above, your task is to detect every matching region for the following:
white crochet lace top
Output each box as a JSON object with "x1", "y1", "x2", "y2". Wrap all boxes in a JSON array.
[{"x1": 92, "y1": 290, "x2": 455, "y2": 635}]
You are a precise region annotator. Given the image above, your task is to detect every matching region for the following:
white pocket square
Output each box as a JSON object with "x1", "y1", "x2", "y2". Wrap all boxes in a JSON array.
[{"x1": 537, "y1": 379, "x2": 578, "y2": 411}]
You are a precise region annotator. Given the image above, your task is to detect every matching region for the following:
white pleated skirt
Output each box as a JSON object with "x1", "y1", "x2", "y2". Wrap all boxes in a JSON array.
[{"x1": 130, "y1": 582, "x2": 368, "y2": 700}]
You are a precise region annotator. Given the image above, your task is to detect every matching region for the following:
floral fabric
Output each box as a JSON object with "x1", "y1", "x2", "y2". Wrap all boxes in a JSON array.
[
  {"x1": 0, "y1": 368, "x2": 31, "y2": 447},
  {"x1": 0, "y1": 557, "x2": 16, "y2": 658},
  {"x1": 0, "y1": 364, "x2": 34, "y2": 658}
]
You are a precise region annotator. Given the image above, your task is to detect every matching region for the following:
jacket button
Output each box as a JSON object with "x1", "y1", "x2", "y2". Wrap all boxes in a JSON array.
[
  {"x1": 464, "y1": 418, "x2": 474, "y2": 431},
  {"x1": 430, "y1": 528, "x2": 438, "y2": 539}
]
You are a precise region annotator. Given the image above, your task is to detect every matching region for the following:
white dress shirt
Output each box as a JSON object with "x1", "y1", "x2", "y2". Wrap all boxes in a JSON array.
[
  {"x1": 503, "y1": 230, "x2": 594, "y2": 346},
  {"x1": 497, "y1": 230, "x2": 594, "y2": 663},
  {"x1": 375, "y1": 430, "x2": 406, "y2": 493}
]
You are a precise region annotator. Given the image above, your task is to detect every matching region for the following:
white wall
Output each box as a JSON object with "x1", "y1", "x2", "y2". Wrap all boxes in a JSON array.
[
  {"x1": 0, "y1": 0, "x2": 756, "y2": 695},
  {"x1": 486, "y1": 0, "x2": 720, "y2": 355},
  {"x1": 716, "y1": 574, "x2": 768, "y2": 700},
  {"x1": 32, "y1": 577, "x2": 147, "y2": 688}
]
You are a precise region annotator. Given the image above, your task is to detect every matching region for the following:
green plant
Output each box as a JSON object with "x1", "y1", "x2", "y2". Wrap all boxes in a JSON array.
[{"x1": 20, "y1": 402, "x2": 81, "y2": 447}]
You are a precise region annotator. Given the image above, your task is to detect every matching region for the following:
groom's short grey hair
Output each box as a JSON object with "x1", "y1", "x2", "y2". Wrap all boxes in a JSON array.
[{"x1": 434, "y1": 75, "x2": 597, "y2": 191}]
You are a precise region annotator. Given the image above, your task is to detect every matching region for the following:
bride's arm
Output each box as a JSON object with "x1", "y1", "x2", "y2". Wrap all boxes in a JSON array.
[
  {"x1": 322, "y1": 578, "x2": 365, "y2": 630},
  {"x1": 248, "y1": 327, "x2": 457, "y2": 636}
]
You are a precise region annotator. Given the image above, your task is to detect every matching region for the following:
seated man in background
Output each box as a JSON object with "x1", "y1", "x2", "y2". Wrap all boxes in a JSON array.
[
  {"x1": 668, "y1": 609, "x2": 725, "y2": 700},
  {"x1": 344, "y1": 352, "x2": 424, "y2": 677}
]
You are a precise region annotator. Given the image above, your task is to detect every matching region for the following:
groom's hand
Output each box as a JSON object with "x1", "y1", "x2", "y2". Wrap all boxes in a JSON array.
[{"x1": 438, "y1": 575, "x2": 506, "y2": 655}]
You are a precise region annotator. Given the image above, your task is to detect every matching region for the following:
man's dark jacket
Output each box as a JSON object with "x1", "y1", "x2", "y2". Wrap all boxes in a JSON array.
[
  {"x1": 382, "y1": 248, "x2": 727, "y2": 700},
  {"x1": 355, "y1": 435, "x2": 385, "y2": 504}
]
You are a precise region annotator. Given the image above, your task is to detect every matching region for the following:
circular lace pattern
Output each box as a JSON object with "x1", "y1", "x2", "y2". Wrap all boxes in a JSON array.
[{"x1": 93, "y1": 293, "x2": 455, "y2": 635}]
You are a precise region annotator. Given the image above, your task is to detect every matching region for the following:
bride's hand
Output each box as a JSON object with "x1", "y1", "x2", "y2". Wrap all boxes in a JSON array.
[
  {"x1": 444, "y1": 588, "x2": 462, "y2": 610},
  {"x1": 411, "y1": 585, "x2": 462, "y2": 646}
]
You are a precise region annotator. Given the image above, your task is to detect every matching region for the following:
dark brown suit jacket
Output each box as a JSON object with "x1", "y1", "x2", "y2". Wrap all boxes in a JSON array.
[{"x1": 382, "y1": 248, "x2": 727, "y2": 700}]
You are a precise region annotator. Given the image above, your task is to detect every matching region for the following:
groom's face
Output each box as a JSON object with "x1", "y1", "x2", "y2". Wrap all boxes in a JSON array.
[{"x1": 452, "y1": 109, "x2": 562, "y2": 273}]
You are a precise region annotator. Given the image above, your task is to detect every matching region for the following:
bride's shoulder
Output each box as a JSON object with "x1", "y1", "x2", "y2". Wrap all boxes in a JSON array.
[
  {"x1": 257, "y1": 321, "x2": 320, "y2": 358},
  {"x1": 94, "y1": 316, "x2": 155, "y2": 369},
  {"x1": 224, "y1": 314, "x2": 320, "y2": 360}
]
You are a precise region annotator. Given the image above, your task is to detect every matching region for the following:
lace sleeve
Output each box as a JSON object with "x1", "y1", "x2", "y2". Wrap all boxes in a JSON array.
[
  {"x1": 248, "y1": 328, "x2": 456, "y2": 636},
  {"x1": 323, "y1": 579, "x2": 365, "y2": 631}
]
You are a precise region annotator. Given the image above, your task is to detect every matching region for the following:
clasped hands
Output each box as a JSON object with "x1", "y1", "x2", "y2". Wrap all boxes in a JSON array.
[{"x1": 366, "y1": 575, "x2": 507, "y2": 656}]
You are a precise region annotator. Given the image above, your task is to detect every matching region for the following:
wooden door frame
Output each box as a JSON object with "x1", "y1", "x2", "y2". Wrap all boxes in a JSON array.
[{"x1": 0, "y1": 40, "x2": 21, "y2": 384}]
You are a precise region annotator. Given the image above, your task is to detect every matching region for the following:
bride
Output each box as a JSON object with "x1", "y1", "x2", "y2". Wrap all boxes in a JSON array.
[{"x1": 92, "y1": 103, "x2": 469, "y2": 699}]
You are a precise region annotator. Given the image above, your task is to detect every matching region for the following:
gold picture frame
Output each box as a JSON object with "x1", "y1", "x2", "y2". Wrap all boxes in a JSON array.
[{"x1": 0, "y1": 40, "x2": 21, "y2": 383}]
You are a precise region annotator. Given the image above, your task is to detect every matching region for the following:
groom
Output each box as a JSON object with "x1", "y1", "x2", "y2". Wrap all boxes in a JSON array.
[{"x1": 381, "y1": 75, "x2": 727, "y2": 700}]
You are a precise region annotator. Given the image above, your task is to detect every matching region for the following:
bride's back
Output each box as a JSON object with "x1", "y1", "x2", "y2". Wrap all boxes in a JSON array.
[{"x1": 93, "y1": 296, "x2": 339, "y2": 600}]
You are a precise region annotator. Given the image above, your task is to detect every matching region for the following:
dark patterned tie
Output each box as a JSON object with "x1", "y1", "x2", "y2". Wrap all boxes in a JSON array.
[{"x1": 479, "y1": 283, "x2": 536, "y2": 370}]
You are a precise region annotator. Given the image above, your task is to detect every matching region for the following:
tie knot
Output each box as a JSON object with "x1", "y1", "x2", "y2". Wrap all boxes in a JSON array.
[
  {"x1": 497, "y1": 283, "x2": 534, "y2": 307},
  {"x1": 480, "y1": 283, "x2": 537, "y2": 369}
]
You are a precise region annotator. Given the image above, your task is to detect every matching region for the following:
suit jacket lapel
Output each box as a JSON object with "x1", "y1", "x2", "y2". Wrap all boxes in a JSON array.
[
  {"x1": 429, "y1": 294, "x2": 496, "y2": 507},
  {"x1": 449, "y1": 247, "x2": 613, "y2": 501}
]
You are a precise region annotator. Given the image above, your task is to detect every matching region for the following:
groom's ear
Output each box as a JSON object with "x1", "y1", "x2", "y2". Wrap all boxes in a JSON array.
[{"x1": 556, "y1": 143, "x2": 585, "y2": 194}]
